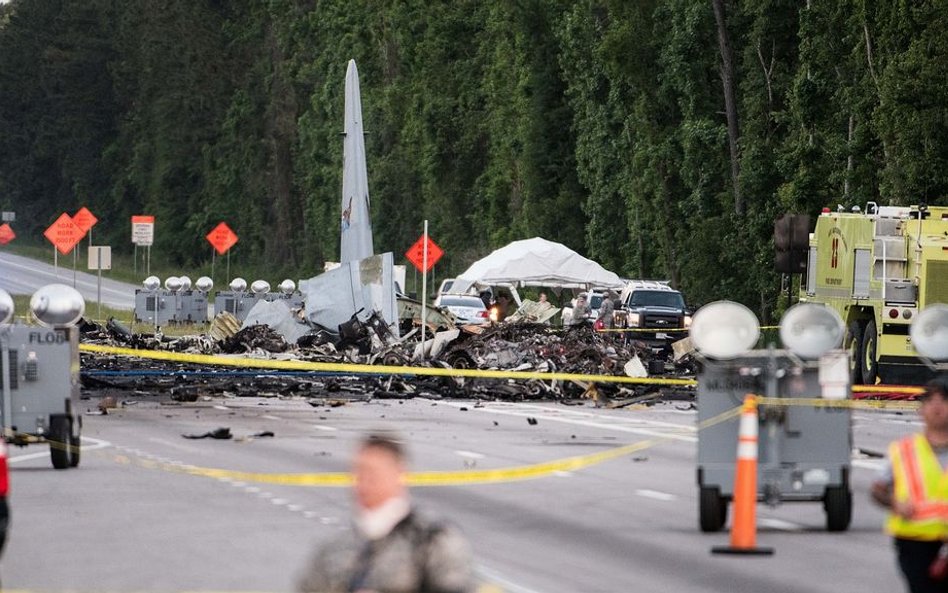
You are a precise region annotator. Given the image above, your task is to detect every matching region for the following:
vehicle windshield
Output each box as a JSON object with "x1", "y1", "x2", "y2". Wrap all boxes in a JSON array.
[
  {"x1": 588, "y1": 294, "x2": 604, "y2": 309},
  {"x1": 440, "y1": 296, "x2": 485, "y2": 309},
  {"x1": 628, "y1": 290, "x2": 685, "y2": 309}
]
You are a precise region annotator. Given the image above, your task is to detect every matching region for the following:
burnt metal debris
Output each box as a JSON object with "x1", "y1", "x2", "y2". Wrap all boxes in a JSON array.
[{"x1": 79, "y1": 313, "x2": 695, "y2": 403}]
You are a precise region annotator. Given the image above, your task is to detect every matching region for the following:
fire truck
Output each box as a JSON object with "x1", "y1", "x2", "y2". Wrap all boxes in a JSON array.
[{"x1": 796, "y1": 203, "x2": 948, "y2": 384}]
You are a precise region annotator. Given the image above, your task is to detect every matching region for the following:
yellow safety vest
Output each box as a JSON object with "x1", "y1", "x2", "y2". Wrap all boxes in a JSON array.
[{"x1": 887, "y1": 433, "x2": 948, "y2": 540}]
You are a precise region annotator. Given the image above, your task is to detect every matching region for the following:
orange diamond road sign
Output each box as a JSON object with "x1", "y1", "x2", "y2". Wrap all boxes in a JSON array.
[
  {"x1": 72, "y1": 206, "x2": 98, "y2": 236},
  {"x1": 206, "y1": 222, "x2": 238, "y2": 255},
  {"x1": 0, "y1": 223, "x2": 15, "y2": 245},
  {"x1": 405, "y1": 234, "x2": 443, "y2": 273},
  {"x1": 44, "y1": 213, "x2": 84, "y2": 254}
]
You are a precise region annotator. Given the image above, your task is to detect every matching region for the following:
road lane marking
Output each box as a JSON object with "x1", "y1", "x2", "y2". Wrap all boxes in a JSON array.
[
  {"x1": 634, "y1": 489, "x2": 677, "y2": 502},
  {"x1": 441, "y1": 401, "x2": 698, "y2": 443},
  {"x1": 312, "y1": 425, "x2": 338, "y2": 431},
  {"x1": 261, "y1": 415, "x2": 281, "y2": 420},
  {"x1": 104, "y1": 405, "x2": 744, "y2": 486},
  {"x1": 455, "y1": 450, "x2": 485, "y2": 459},
  {"x1": 477, "y1": 566, "x2": 545, "y2": 593},
  {"x1": 9, "y1": 436, "x2": 111, "y2": 463},
  {"x1": 759, "y1": 518, "x2": 804, "y2": 531}
]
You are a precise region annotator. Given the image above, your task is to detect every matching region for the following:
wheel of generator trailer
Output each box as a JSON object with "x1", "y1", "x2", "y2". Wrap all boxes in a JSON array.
[
  {"x1": 845, "y1": 321, "x2": 864, "y2": 385},
  {"x1": 69, "y1": 419, "x2": 81, "y2": 468},
  {"x1": 699, "y1": 486, "x2": 728, "y2": 532},
  {"x1": 49, "y1": 415, "x2": 71, "y2": 470},
  {"x1": 860, "y1": 319, "x2": 879, "y2": 385},
  {"x1": 824, "y1": 485, "x2": 852, "y2": 532}
]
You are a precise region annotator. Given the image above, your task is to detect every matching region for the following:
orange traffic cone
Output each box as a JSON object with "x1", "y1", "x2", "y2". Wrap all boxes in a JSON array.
[{"x1": 712, "y1": 394, "x2": 774, "y2": 555}]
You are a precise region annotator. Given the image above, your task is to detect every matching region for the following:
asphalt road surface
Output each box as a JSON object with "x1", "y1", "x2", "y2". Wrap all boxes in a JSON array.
[
  {"x1": 4, "y1": 393, "x2": 909, "y2": 593},
  {"x1": 0, "y1": 251, "x2": 138, "y2": 310}
]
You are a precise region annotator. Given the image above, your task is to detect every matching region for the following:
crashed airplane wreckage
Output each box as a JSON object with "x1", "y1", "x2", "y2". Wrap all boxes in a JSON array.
[
  {"x1": 77, "y1": 60, "x2": 695, "y2": 403},
  {"x1": 79, "y1": 301, "x2": 696, "y2": 403}
]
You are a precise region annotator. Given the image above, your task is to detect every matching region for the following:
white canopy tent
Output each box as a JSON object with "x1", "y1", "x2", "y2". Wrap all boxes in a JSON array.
[{"x1": 451, "y1": 237, "x2": 624, "y2": 297}]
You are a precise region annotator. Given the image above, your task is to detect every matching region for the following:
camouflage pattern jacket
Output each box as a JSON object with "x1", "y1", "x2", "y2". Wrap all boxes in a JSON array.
[{"x1": 297, "y1": 510, "x2": 474, "y2": 593}]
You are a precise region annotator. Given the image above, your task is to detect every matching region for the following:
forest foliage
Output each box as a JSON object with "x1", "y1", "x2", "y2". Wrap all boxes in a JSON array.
[{"x1": 2, "y1": 0, "x2": 947, "y2": 319}]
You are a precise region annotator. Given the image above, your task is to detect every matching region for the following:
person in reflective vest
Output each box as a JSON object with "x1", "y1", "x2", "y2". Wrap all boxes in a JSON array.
[{"x1": 872, "y1": 377, "x2": 948, "y2": 593}]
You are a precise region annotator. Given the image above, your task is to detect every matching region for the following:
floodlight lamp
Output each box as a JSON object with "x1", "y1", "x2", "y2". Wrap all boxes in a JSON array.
[
  {"x1": 164, "y1": 276, "x2": 182, "y2": 292},
  {"x1": 689, "y1": 300, "x2": 760, "y2": 359},
  {"x1": 230, "y1": 278, "x2": 247, "y2": 292},
  {"x1": 250, "y1": 280, "x2": 271, "y2": 294},
  {"x1": 911, "y1": 304, "x2": 948, "y2": 361},
  {"x1": 143, "y1": 276, "x2": 160, "y2": 291},
  {"x1": 279, "y1": 279, "x2": 296, "y2": 295},
  {"x1": 0, "y1": 288, "x2": 13, "y2": 324},
  {"x1": 195, "y1": 276, "x2": 214, "y2": 293},
  {"x1": 178, "y1": 275, "x2": 192, "y2": 291},
  {"x1": 779, "y1": 303, "x2": 845, "y2": 359},
  {"x1": 30, "y1": 284, "x2": 85, "y2": 327}
]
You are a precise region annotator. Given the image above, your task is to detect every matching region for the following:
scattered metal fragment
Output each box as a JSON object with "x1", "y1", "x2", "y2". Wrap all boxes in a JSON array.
[{"x1": 182, "y1": 427, "x2": 233, "y2": 440}]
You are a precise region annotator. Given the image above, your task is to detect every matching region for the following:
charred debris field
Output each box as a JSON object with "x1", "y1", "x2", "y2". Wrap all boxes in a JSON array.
[{"x1": 79, "y1": 319, "x2": 695, "y2": 406}]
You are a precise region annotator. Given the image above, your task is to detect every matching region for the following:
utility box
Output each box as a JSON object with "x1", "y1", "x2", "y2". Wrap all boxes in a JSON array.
[
  {"x1": 0, "y1": 324, "x2": 82, "y2": 469},
  {"x1": 696, "y1": 350, "x2": 852, "y2": 532},
  {"x1": 213, "y1": 291, "x2": 264, "y2": 322},
  {"x1": 176, "y1": 290, "x2": 209, "y2": 324},
  {"x1": 135, "y1": 290, "x2": 210, "y2": 325}
]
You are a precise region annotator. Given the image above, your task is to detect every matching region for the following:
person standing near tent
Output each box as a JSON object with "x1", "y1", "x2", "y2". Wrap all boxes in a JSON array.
[
  {"x1": 597, "y1": 291, "x2": 616, "y2": 330},
  {"x1": 570, "y1": 294, "x2": 589, "y2": 327}
]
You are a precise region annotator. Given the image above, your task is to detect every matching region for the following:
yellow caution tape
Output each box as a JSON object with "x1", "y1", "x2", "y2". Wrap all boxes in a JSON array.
[
  {"x1": 756, "y1": 396, "x2": 919, "y2": 412},
  {"x1": 852, "y1": 385, "x2": 924, "y2": 395},
  {"x1": 99, "y1": 389, "x2": 918, "y2": 488},
  {"x1": 78, "y1": 343, "x2": 697, "y2": 386},
  {"x1": 596, "y1": 325, "x2": 781, "y2": 334},
  {"x1": 103, "y1": 404, "x2": 743, "y2": 487}
]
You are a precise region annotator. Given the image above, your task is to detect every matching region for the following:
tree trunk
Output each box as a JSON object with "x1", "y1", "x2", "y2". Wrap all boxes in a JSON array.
[{"x1": 712, "y1": 0, "x2": 742, "y2": 214}]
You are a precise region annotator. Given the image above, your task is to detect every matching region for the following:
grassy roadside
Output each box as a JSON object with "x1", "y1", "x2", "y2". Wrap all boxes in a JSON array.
[
  {"x1": 9, "y1": 294, "x2": 206, "y2": 336},
  {"x1": 0, "y1": 239, "x2": 304, "y2": 290}
]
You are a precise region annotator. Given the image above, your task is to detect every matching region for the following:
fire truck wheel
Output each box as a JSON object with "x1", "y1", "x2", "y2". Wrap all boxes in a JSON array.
[
  {"x1": 860, "y1": 320, "x2": 879, "y2": 385},
  {"x1": 49, "y1": 415, "x2": 71, "y2": 470},
  {"x1": 69, "y1": 420, "x2": 81, "y2": 468},
  {"x1": 824, "y1": 485, "x2": 852, "y2": 532},
  {"x1": 699, "y1": 486, "x2": 727, "y2": 532},
  {"x1": 845, "y1": 321, "x2": 864, "y2": 385}
]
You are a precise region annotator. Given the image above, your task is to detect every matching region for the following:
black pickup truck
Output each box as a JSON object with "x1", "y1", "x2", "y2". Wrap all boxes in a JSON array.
[{"x1": 618, "y1": 282, "x2": 691, "y2": 350}]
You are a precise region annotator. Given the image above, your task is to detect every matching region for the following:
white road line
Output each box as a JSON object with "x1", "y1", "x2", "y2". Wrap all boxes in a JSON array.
[
  {"x1": 759, "y1": 518, "x2": 804, "y2": 531},
  {"x1": 213, "y1": 405, "x2": 230, "y2": 411},
  {"x1": 9, "y1": 436, "x2": 111, "y2": 463},
  {"x1": 313, "y1": 425, "x2": 338, "y2": 432},
  {"x1": 634, "y1": 489, "x2": 677, "y2": 502},
  {"x1": 498, "y1": 402, "x2": 696, "y2": 430},
  {"x1": 441, "y1": 402, "x2": 697, "y2": 442},
  {"x1": 261, "y1": 415, "x2": 282, "y2": 421},
  {"x1": 477, "y1": 566, "x2": 546, "y2": 593},
  {"x1": 455, "y1": 450, "x2": 485, "y2": 460}
]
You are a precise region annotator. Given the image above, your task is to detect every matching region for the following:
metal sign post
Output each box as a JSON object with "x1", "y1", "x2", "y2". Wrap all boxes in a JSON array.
[
  {"x1": 404, "y1": 227, "x2": 444, "y2": 358},
  {"x1": 206, "y1": 222, "x2": 238, "y2": 285},
  {"x1": 421, "y1": 220, "x2": 428, "y2": 353},
  {"x1": 131, "y1": 215, "x2": 155, "y2": 279},
  {"x1": 88, "y1": 246, "x2": 112, "y2": 321}
]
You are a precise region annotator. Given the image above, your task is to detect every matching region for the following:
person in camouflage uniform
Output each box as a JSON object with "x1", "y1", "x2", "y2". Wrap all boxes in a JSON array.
[{"x1": 297, "y1": 434, "x2": 474, "y2": 593}]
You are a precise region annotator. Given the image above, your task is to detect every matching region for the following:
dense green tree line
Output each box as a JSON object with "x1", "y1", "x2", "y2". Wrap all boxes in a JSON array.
[{"x1": 1, "y1": 0, "x2": 946, "y2": 318}]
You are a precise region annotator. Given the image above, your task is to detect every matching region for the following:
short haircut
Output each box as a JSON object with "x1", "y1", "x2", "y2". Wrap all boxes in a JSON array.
[
  {"x1": 359, "y1": 433, "x2": 407, "y2": 462},
  {"x1": 923, "y1": 376, "x2": 948, "y2": 400}
]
